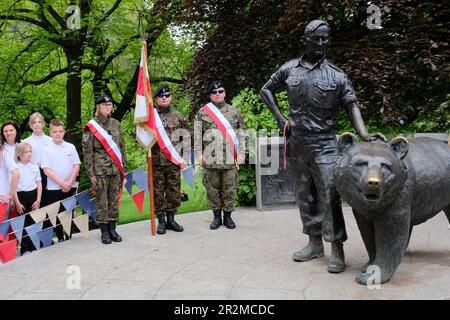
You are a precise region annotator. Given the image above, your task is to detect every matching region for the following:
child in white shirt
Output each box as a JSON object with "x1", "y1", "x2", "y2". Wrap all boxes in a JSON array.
[
  {"x1": 41, "y1": 119, "x2": 80, "y2": 242},
  {"x1": 13, "y1": 142, "x2": 42, "y2": 254}
]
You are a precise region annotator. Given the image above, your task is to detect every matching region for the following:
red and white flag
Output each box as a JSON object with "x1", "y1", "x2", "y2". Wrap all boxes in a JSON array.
[{"x1": 135, "y1": 42, "x2": 157, "y2": 150}]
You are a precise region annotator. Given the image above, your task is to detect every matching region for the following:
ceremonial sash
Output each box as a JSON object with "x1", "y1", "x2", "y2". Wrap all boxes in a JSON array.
[
  {"x1": 84, "y1": 120, "x2": 125, "y2": 177},
  {"x1": 202, "y1": 102, "x2": 239, "y2": 159},
  {"x1": 154, "y1": 109, "x2": 185, "y2": 169}
]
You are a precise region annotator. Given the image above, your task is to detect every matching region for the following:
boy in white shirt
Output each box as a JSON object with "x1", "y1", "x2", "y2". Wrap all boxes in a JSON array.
[
  {"x1": 24, "y1": 112, "x2": 52, "y2": 203},
  {"x1": 13, "y1": 142, "x2": 42, "y2": 254},
  {"x1": 41, "y1": 119, "x2": 81, "y2": 242}
]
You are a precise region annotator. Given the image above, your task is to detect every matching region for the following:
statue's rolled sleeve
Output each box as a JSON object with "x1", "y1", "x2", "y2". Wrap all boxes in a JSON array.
[{"x1": 340, "y1": 76, "x2": 358, "y2": 105}]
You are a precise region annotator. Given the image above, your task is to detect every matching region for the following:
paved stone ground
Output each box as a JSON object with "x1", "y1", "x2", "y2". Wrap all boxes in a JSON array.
[{"x1": 0, "y1": 206, "x2": 449, "y2": 300}]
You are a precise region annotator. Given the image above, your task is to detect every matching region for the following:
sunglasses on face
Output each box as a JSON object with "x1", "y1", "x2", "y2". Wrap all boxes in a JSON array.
[
  {"x1": 211, "y1": 89, "x2": 225, "y2": 95},
  {"x1": 158, "y1": 93, "x2": 171, "y2": 98}
]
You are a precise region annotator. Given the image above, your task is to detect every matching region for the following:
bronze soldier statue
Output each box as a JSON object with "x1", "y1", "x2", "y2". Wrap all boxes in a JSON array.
[
  {"x1": 152, "y1": 85, "x2": 188, "y2": 234},
  {"x1": 260, "y1": 20, "x2": 374, "y2": 273},
  {"x1": 195, "y1": 81, "x2": 246, "y2": 230},
  {"x1": 82, "y1": 95, "x2": 126, "y2": 244}
]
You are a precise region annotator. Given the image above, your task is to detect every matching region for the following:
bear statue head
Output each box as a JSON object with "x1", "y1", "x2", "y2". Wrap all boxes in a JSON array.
[{"x1": 334, "y1": 132, "x2": 409, "y2": 214}]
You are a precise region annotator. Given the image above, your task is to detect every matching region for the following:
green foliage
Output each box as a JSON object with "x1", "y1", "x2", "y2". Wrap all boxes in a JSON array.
[{"x1": 236, "y1": 165, "x2": 256, "y2": 206}]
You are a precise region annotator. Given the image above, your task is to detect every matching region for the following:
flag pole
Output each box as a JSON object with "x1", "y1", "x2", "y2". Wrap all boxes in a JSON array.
[{"x1": 147, "y1": 149, "x2": 156, "y2": 236}]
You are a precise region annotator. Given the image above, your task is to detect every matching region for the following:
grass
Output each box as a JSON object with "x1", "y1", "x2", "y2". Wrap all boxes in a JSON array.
[{"x1": 117, "y1": 169, "x2": 210, "y2": 225}]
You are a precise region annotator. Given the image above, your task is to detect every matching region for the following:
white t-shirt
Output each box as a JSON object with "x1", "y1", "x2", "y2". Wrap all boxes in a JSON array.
[
  {"x1": 0, "y1": 150, "x2": 18, "y2": 195},
  {"x1": 24, "y1": 134, "x2": 53, "y2": 166},
  {"x1": 2, "y1": 142, "x2": 17, "y2": 158},
  {"x1": 41, "y1": 141, "x2": 81, "y2": 190},
  {"x1": 17, "y1": 162, "x2": 41, "y2": 192}
]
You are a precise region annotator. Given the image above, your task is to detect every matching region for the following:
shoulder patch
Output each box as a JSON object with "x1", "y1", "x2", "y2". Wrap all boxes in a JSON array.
[{"x1": 327, "y1": 61, "x2": 344, "y2": 73}]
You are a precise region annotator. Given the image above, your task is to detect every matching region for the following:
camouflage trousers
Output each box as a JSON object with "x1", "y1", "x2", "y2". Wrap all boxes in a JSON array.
[
  {"x1": 203, "y1": 168, "x2": 238, "y2": 212},
  {"x1": 153, "y1": 163, "x2": 181, "y2": 215},
  {"x1": 95, "y1": 174, "x2": 122, "y2": 223}
]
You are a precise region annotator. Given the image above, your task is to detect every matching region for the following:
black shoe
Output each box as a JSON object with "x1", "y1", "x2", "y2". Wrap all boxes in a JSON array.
[
  {"x1": 166, "y1": 212, "x2": 184, "y2": 232},
  {"x1": 157, "y1": 214, "x2": 167, "y2": 235},
  {"x1": 210, "y1": 209, "x2": 222, "y2": 230},
  {"x1": 109, "y1": 221, "x2": 122, "y2": 242},
  {"x1": 99, "y1": 223, "x2": 111, "y2": 244},
  {"x1": 223, "y1": 211, "x2": 236, "y2": 229}
]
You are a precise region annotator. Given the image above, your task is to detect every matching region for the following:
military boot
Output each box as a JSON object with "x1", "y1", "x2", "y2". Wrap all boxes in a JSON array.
[
  {"x1": 166, "y1": 212, "x2": 184, "y2": 232},
  {"x1": 157, "y1": 214, "x2": 167, "y2": 235},
  {"x1": 210, "y1": 209, "x2": 222, "y2": 230},
  {"x1": 328, "y1": 242, "x2": 345, "y2": 273},
  {"x1": 109, "y1": 221, "x2": 122, "y2": 242},
  {"x1": 223, "y1": 211, "x2": 236, "y2": 229},
  {"x1": 292, "y1": 235, "x2": 324, "y2": 262},
  {"x1": 99, "y1": 223, "x2": 111, "y2": 245}
]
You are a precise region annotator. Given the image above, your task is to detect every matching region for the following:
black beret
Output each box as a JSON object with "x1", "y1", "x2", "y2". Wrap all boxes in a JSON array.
[
  {"x1": 95, "y1": 95, "x2": 113, "y2": 105},
  {"x1": 153, "y1": 85, "x2": 170, "y2": 98},
  {"x1": 208, "y1": 80, "x2": 225, "y2": 93}
]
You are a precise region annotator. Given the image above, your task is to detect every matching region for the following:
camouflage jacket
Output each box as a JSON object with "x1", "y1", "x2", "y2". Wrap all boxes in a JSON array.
[
  {"x1": 82, "y1": 114, "x2": 127, "y2": 177},
  {"x1": 195, "y1": 101, "x2": 246, "y2": 169},
  {"x1": 152, "y1": 106, "x2": 191, "y2": 167}
]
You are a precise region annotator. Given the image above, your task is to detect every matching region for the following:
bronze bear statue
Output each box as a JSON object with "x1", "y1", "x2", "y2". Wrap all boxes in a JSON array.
[{"x1": 334, "y1": 133, "x2": 450, "y2": 285}]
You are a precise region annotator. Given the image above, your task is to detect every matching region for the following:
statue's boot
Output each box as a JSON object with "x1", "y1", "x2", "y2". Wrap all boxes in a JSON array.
[
  {"x1": 328, "y1": 241, "x2": 346, "y2": 273},
  {"x1": 109, "y1": 221, "x2": 122, "y2": 242},
  {"x1": 99, "y1": 223, "x2": 111, "y2": 245},
  {"x1": 223, "y1": 211, "x2": 236, "y2": 229},
  {"x1": 166, "y1": 212, "x2": 184, "y2": 232},
  {"x1": 293, "y1": 235, "x2": 324, "y2": 262},
  {"x1": 157, "y1": 214, "x2": 167, "y2": 235},
  {"x1": 210, "y1": 209, "x2": 222, "y2": 230}
]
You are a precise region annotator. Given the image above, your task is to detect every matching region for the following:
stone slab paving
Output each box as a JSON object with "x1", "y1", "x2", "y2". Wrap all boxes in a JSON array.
[{"x1": 0, "y1": 207, "x2": 449, "y2": 300}]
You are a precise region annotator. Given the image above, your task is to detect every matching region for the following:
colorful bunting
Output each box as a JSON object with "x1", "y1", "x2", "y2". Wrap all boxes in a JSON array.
[
  {"x1": 132, "y1": 168, "x2": 149, "y2": 194},
  {"x1": 37, "y1": 227, "x2": 54, "y2": 248},
  {"x1": 0, "y1": 239, "x2": 17, "y2": 263},
  {"x1": 73, "y1": 214, "x2": 89, "y2": 239},
  {"x1": 77, "y1": 191, "x2": 93, "y2": 213},
  {"x1": 30, "y1": 208, "x2": 47, "y2": 224},
  {"x1": 131, "y1": 190, "x2": 145, "y2": 214},
  {"x1": 57, "y1": 211, "x2": 73, "y2": 238},
  {"x1": 61, "y1": 196, "x2": 78, "y2": 212},
  {"x1": 0, "y1": 202, "x2": 8, "y2": 223},
  {"x1": 45, "y1": 201, "x2": 61, "y2": 219},
  {"x1": 25, "y1": 222, "x2": 43, "y2": 250},
  {"x1": 124, "y1": 172, "x2": 134, "y2": 195},
  {"x1": 9, "y1": 215, "x2": 25, "y2": 244},
  {"x1": 0, "y1": 220, "x2": 10, "y2": 238},
  {"x1": 182, "y1": 166, "x2": 195, "y2": 189}
]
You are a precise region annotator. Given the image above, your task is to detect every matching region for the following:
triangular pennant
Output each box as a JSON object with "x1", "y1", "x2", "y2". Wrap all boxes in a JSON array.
[
  {"x1": 73, "y1": 214, "x2": 89, "y2": 239},
  {"x1": 132, "y1": 168, "x2": 149, "y2": 194},
  {"x1": 0, "y1": 203, "x2": 8, "y2": 223},
  {"x1": 44, "y1": 201, "x2": 61, "y2": 219},
  {"x1": 0, "y1": 231, "x2": 5, "y2": 243},
  {"x1": 29, "y1": 208, "x2": 47, "y2": 224},
  {"x1": 37, "y1": 227, "x2": 54, "y2": 248},
  {"x1": 61, "y1": 196, "x2": 78, "y2": 212},
  {"x1": 0, "y1": 220, "x2": 10, "y2": 238},
  {"x1": 182, "y1": 166, "x2": 195, "y2": 189},
  {"x1": 131, "y1": 190, "x2": 145, "y2": 214},
  {"x1": 89, "y1": 198, "x2": 96, "y2": 213},
  {"x1": 25, "y1": 222, "x2": 43, "y2": 250},
  {"x1": 77, "y1": 191, "x2": 93, "y2": 213},
  {"x1": 9, "y1": 215, "x2": 26, "y2": 244},
  {"x1": 124, "y1": 172, "x2": 134, "y2": 195},
  {"x1": 57, "y1": 211, "x2": 73, "y2": 238},
  {"x1": 0, "y1": 239, "x2": 18, "y2": 263}
]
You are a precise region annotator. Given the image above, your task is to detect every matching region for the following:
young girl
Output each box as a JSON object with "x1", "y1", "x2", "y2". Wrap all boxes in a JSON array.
[{"x1": 13, "y1": 142, "x2": 42, "y2": 255}]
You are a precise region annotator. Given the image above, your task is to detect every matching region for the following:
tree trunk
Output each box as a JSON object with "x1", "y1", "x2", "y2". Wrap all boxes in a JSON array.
[{"x1": 65, "y1": 45, "x2": 83, "y2": 147}]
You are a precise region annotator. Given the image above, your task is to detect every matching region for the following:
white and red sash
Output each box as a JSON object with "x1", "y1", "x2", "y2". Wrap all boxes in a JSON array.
[
  {"x1": 202, "y1": 102, "x2": 239, "y2": 159},
  {"x1": 154, "y1": 109, "x2": 185, "y2": 169},
  {"x1": 84, "y1": 120, "x2": 125, "y2": 177}
]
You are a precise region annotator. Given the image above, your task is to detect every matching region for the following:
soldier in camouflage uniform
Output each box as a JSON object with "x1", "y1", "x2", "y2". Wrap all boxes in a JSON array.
[
  {"x1": 152, "y1": 85, "x2": 189, "y2": 235},
  {"x1": 82, "y1": 95, "x2": 126, "y2": 244},
  {"x1": 195, "y1": 81, "x2": 246, "y2": 230}
]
